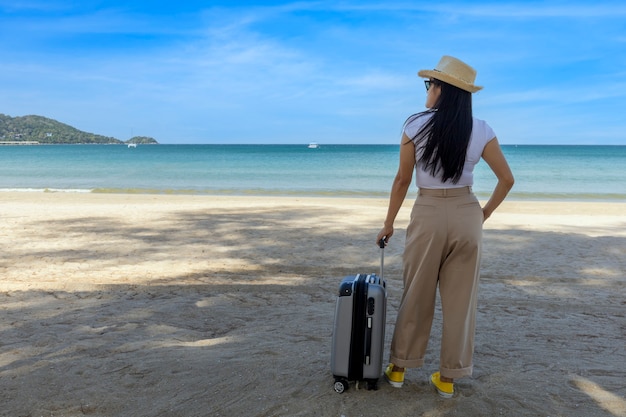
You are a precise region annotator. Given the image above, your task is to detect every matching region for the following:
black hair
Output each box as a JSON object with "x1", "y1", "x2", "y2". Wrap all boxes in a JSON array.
[{"x1": 404, "y1": 80, "x2": 473, "y2": 183}]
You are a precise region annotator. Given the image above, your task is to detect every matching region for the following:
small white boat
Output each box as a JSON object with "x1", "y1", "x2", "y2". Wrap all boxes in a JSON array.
[
  {"x1": 127, "y1": 143, "x2": 137, "y2": 148},
  {"x1": 308, "y1": 142, "x2": 319, "y2": 149}
]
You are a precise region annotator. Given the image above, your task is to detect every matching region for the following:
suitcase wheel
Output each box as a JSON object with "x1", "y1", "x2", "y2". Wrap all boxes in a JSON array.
[
  {"x1": 366, "y1": 378, "x2": 379, "y2": 391},
  {"x1": 333, "y1": 379, "x2": 348, "y2": 394}
]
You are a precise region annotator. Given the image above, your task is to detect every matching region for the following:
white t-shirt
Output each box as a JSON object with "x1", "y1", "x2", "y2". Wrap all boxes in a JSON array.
[{"x1": 404, "y1": 113, "x2": 496, "y2": 189}]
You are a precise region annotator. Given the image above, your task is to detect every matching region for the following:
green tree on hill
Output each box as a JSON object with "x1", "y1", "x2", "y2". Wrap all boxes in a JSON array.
[{"x1": 0, "y1": 114, "x2": 158, "y2": 144}]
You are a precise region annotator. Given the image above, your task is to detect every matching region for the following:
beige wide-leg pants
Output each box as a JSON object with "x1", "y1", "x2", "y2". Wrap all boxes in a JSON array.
[{"x1": 389, "y1": 186, "x2": 483, "y2": 379}]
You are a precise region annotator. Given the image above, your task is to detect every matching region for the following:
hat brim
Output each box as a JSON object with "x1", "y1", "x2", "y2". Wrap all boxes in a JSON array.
[{"x1": 418, "y1": 69, "x2": 482, "y2": 93}]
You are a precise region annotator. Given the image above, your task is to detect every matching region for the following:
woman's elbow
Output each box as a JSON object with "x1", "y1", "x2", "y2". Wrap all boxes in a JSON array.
[{"x1": 501, "y1": 174, "x2": 515, "y2": 190}]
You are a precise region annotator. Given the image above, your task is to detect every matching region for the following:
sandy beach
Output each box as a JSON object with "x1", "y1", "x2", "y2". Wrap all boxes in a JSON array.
[{"x1": 1, "y1": 192, "x2": 624, "y2": 417}]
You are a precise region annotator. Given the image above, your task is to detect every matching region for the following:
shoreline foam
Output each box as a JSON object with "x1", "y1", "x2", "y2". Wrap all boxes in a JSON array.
[{"x1": 1, "y1": 187, "x2": 625, "y2": 202}]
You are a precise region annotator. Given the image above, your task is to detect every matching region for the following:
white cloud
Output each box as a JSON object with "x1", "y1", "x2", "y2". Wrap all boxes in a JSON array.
[
  {"x1": 1, "y1": 1, "x2": 626, "y2": 144},
  {"x1": 331, "y1": 1, "x2": 626, "y2": 18}
]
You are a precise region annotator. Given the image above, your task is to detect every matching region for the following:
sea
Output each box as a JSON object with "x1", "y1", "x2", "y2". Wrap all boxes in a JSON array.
[{"x1": 0, "y1": 144, "x2": 625, "y2": 201}]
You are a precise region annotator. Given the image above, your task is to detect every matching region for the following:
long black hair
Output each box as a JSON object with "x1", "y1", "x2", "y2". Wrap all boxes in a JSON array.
[{"x1": 405, "y1": 79, "x2": 473, "y2": 183}]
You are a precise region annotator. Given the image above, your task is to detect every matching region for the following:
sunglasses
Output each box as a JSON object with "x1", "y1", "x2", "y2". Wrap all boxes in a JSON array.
[{"x1": 424, "y1": 79, "x2": 439, "y2": 91}]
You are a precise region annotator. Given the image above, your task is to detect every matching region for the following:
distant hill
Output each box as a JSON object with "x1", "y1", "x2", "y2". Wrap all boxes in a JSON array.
[{"x1": 0, "y1": 114, "x2": 158, "y2": 144}]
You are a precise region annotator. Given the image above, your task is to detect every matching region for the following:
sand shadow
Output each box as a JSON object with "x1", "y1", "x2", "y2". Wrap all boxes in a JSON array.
[{"x1": 1, "y1": 206, "x2": 624, "y2": 416}]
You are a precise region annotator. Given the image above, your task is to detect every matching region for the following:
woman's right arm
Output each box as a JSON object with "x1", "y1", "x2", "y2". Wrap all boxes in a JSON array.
[
  {"x1": 377, "y1": 134, "x2": 415, "y2": 245},
  {"x1": 481, "y1": 137, "x2": 514, "y2": 221}
]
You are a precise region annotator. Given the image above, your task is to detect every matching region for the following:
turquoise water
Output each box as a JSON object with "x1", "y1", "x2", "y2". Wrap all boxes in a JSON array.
[{"x1": 0, "y1": 144, "x2": 624, "y2": 201}]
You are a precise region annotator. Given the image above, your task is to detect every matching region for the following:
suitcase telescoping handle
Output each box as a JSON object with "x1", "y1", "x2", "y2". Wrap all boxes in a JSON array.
[{"x1": 378, "y1": 238, "x2": 385, "y2": 280}]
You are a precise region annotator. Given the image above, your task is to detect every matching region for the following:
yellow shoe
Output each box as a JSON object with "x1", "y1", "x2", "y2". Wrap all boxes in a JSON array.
[
  {"x1": 384, "y1": 364, "x2": 404, "y2": 388},
  {"x1": 430, "y1": 372, "x2": 454, "y2": 398}
]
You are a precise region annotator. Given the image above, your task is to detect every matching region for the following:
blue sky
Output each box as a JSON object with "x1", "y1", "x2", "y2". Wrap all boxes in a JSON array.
[{"x1": 1, "y1": 1, "x2": 625, "y2": 144}]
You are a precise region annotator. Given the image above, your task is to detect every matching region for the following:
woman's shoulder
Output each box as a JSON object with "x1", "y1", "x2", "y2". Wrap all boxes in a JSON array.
[
  {"x1": 404, "y1": 111, "x2": 434, "y2": 134},
  {"x1": 403, "y1": 111, "x2": 433, "y2": 139},
  {"x1": 472, "y1": 117, "x2": 495, "y2": 137},
  {"x1": 472, "y1": 116, "x2": 490, "y2": 127},
  {"x1": 405, "y1": 111, "x2": 434, "y2": 125}
]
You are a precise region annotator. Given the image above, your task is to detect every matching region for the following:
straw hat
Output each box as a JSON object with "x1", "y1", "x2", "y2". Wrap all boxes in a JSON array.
[{"x1": 418, "y1": 55, "x2": 482, "y2": 93}]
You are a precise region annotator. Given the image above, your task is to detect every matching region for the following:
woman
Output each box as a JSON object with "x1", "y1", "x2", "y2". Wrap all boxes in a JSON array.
[{"x1": 376, "y1": 56, "x2": 514, "y2": 398}]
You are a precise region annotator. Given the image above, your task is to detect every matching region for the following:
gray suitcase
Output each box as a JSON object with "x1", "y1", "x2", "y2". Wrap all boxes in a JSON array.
[{"x1": 330, "y1": 241, "x2": 387, "y2": 393}]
